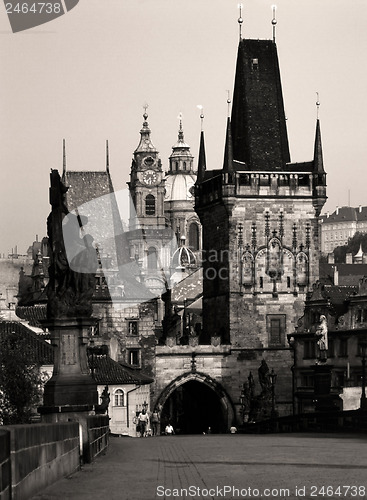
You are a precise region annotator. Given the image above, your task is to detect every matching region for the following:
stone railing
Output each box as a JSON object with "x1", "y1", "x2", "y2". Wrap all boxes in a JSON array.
[{"x1": 0, "y1": 417, "x2": 109, "y2": 500}]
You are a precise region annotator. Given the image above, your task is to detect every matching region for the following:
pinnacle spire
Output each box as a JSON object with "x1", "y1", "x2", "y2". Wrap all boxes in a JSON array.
[
  {"x1": 62, "y1": 139, "x2": 66, "y2": 176},
  {"x1": 313, "y1": 119, "x2": 325, "y2": 173},
  {"x1": 106, "y1": 140, "x2": 110, "y2": 173},
  {"x1": 223, "y1": 117, "x2": 234, "y2": 173},
  {"x1": 197, "y1": 130, "x2": 206, "y2": 183}
]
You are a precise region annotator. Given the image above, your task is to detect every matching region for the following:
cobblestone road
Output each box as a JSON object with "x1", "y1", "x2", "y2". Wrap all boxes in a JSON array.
[{"x1": 31, "y1": 433, "x2": 367, "y2": 500}]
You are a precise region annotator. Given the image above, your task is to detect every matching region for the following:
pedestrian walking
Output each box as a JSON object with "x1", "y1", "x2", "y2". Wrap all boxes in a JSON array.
[
  {"x1": 151, "y1": 410, "x2": 160, "y2": 436},
  {"x1": 137, "y1": 409, "x2": 149, "y2": 437}
]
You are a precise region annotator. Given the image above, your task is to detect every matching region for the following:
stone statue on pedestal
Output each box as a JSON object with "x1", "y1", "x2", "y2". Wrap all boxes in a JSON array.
[
  {"x1": 46, "y1": 170, "x2": 98, "y2": 319},
  {"x1": 315, "y1": 314, "x2": 328, "y2": 363}
]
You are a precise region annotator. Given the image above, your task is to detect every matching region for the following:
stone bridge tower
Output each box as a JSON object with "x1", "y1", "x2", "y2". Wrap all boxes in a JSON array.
[{"x1": 194, "y1": 38, "x2": 327, "y2": 414}]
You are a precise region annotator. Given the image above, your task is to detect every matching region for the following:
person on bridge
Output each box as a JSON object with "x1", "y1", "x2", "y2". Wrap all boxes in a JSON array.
[
  {"x1": 138, "y1": 409, "x2": 149, "y2": 437},
  {"x1": 165, "y1": 423, "x2": 174, "y2": 435}
]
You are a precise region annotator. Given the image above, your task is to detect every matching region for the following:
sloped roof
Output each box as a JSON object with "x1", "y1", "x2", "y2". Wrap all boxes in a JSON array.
[
  {"x1": 320, "y1": 263, "x2": 367, "y2": 286},
  {"x1": 231, "y1": 39, "x2": 290, "y2": 169},
  {"x1": 0, "y1": 321, "x2": 54, "y2": 364},
  {"x1": 170, "y1": 267, "x2": 202, "y2": 303},
  {"x1": 90, "y1": 356, "x2": 153, "y2": 385},
  {"x1": 321, "y1": 206, "x2": 358, "y2": 224},
  {"x1": 323, "y1": 285, "x2": 357, "y2": 304}
]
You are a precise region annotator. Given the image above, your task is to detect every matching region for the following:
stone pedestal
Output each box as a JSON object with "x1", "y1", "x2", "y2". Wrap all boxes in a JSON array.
[
  {"x1": 38, "y1": 318, "x2": 99, "y2": 460},
  {"x1": 313, "y1": 364, "x2": 338, "y2": 412},
  {"x1": 40, "y1": 318, "x2": 98, "y2": 407}
]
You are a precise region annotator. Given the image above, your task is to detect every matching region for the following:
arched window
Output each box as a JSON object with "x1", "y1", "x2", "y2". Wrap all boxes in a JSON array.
[
  {"x1": 114, "y1": 389, "x2": 124, "y2": 407},
  {"x1": 145, "y1": 194, "x2": 155, "y2": 215},
  {"x1": 183, "y1": 161, "x2": 187, "y2": 171},
  {"x1": 188, "y1": 223, "x2": 199, "y2": 251},
  {"x1": 175, "y1": 161, "x2": 179, "y2": 171},
  {"x1": 147, "y1": 246, "x2": 158, "y2": 270}
]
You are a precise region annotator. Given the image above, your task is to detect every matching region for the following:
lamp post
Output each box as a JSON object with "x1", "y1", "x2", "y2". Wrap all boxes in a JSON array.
[
  {"x1": 269, "y1": 369, "x2": 277, "y2": 418},
  {"x1": 360, "y1": 341, "x2": 367, "y2": 411}
]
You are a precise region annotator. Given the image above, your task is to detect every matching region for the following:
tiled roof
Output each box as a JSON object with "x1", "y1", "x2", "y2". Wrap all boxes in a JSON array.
[
  {"x1": 320, "y1": 206, "x2": 367, "y2": 224},
  {"x1": 0, "y1": 321, "x2": 54, "y2": 364},
  {"x1": 15, "y1": 305, "x2": 47, "y2": 327},
  {"x1": 90, "y1": 356, "x2": 153, "y2": 385},
  {"x1": 319, "y1": 263, "x2": 367, "y2": 286},
  {"x1": 171, "y1": 268, "x2": 202, "y2": 303},
  {"x1": 323, "y1": 285, "x2": 357, "y2": 304}
]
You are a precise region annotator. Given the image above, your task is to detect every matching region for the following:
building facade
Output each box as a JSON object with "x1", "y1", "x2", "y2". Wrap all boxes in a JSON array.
[
  {"x1": 320, "y1": 205, "x2": 367, "y2": 254},
  {"x1": 288, "y1": 279, "x2": 367, "y2": 414}
]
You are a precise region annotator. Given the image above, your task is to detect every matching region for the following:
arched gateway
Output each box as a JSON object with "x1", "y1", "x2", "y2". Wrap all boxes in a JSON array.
[{"x1": 155, "y1": 372, "x2": 235, "y2": 434}]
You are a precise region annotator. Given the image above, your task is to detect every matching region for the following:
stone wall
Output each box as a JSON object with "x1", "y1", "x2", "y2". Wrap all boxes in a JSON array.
[
  {"x1": 85, "y1": 415, "x2": 110, "y2": 463},
  {"x1": 3, "y1": 422, "x2": 80, "y2": 500},
  {"x1": 0, "y1": 429, "x2": 11, "y2": 500}
]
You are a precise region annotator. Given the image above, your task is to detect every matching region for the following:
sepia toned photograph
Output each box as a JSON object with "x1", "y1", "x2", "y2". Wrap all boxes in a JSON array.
[{"x1": 0, "y1": 1, "x2": 366, "y2": 499}]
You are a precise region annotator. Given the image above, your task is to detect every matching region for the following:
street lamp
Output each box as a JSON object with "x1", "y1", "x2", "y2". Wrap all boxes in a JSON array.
[
  {"x1": 269, "y1": 369, "x2": 277, "y2": 418},
  {"x1": 359, "y1": 341, "x2": 367, "y2": 410}
]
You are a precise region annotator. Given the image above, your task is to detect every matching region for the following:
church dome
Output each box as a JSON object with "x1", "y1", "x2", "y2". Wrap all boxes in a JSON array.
[
  {"x1": 171, "y1": 237, "x2": 196, "y2": 268},
  {"x1": 165, "y1": 173, "x2": 196, "y2": 201}
]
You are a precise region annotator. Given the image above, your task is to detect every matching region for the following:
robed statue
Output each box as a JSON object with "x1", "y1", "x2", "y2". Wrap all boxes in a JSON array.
[
  {"x1": 47, "y1": 170, "x2": 98, "y2": 319},
  {"x1": 315, "y1": 314, "x2": 328, "y2": 363}
]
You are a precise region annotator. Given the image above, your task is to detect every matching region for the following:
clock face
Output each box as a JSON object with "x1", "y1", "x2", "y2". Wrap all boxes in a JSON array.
[{"x1": 142, "y1": 170, "x2": 158, "y2": 185}]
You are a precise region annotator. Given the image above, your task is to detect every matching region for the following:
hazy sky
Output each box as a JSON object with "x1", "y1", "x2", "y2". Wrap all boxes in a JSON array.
[{"x1": 0, "y1": 0, "x2": 366, "y2": 255}]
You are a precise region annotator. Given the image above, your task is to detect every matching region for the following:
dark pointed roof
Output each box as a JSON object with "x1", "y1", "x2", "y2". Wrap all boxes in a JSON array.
[
  {"x1": 90, "y1": 355, "x2": 153, "y2": 385},
  {"x1": 197, "y1": 131, "x2": 206, "y2": 183},
  {"x1": 0, "y1": 321, "x2": 54, "y2": 364},
  {"x1": 223, "y1": 117, "x2": 234, "y2": 173},
  {"x1": 313, "y1": 119, "x2": 325, "y2": 173},
  {"x1": 231, "y1": 39, "x2": 290, "y2": 170}
]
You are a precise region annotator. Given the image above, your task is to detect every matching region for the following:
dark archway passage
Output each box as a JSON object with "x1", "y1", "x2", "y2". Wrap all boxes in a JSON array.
[{"x1": 161, "y1": 380, "x2": 226, "y2": 434}]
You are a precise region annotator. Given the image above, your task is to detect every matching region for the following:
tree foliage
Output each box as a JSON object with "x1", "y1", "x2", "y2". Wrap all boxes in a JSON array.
[
  {"x1": 333, "y1": 232, "x2": 367, "y2": 263},
  {"x1": 0, "y1": 330, "x2": 42, "y2": 425}
]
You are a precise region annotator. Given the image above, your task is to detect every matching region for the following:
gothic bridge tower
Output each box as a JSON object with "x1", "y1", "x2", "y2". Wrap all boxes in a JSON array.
[{"x1": 195, "y1": 38, "x2": 327, "y2": 413}]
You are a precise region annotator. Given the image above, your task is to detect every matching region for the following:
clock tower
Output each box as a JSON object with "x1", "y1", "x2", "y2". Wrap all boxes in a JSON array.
[
  {"x1": 128, "y1": 110, "x2": 166, "y2": 230},
  {"x1": 127, "y1": 110, "x2": 173, "y2": 294}
]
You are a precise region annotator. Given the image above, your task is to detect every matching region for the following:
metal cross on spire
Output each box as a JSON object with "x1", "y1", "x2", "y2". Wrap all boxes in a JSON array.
[
  {"x1": 316, "y1": 92, "x2": 320, "y2": 119},
  {"x1": 238, "y1": 3, "x2": 243, "y2": 41},
  {"x1": 271, "y1": 5, "x2": 277, "y2": 43}
]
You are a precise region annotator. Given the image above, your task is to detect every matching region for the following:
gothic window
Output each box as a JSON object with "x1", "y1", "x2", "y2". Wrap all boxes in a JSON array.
[
  {"x1": 267, "y1": 314, "x2": 286, "y2": 346},
  {"x1": 147, "y1": 246, "x2": 158, "y2": 270},
  {"x1": 145, "y1": 194, "x2": 156, "y2": 215},
  {"x1": 114, "y1": 389, "x2": 124, "y2": 407},
  {"x1": 188, "y1": 223, "x2": 199, "y2": 251}
]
